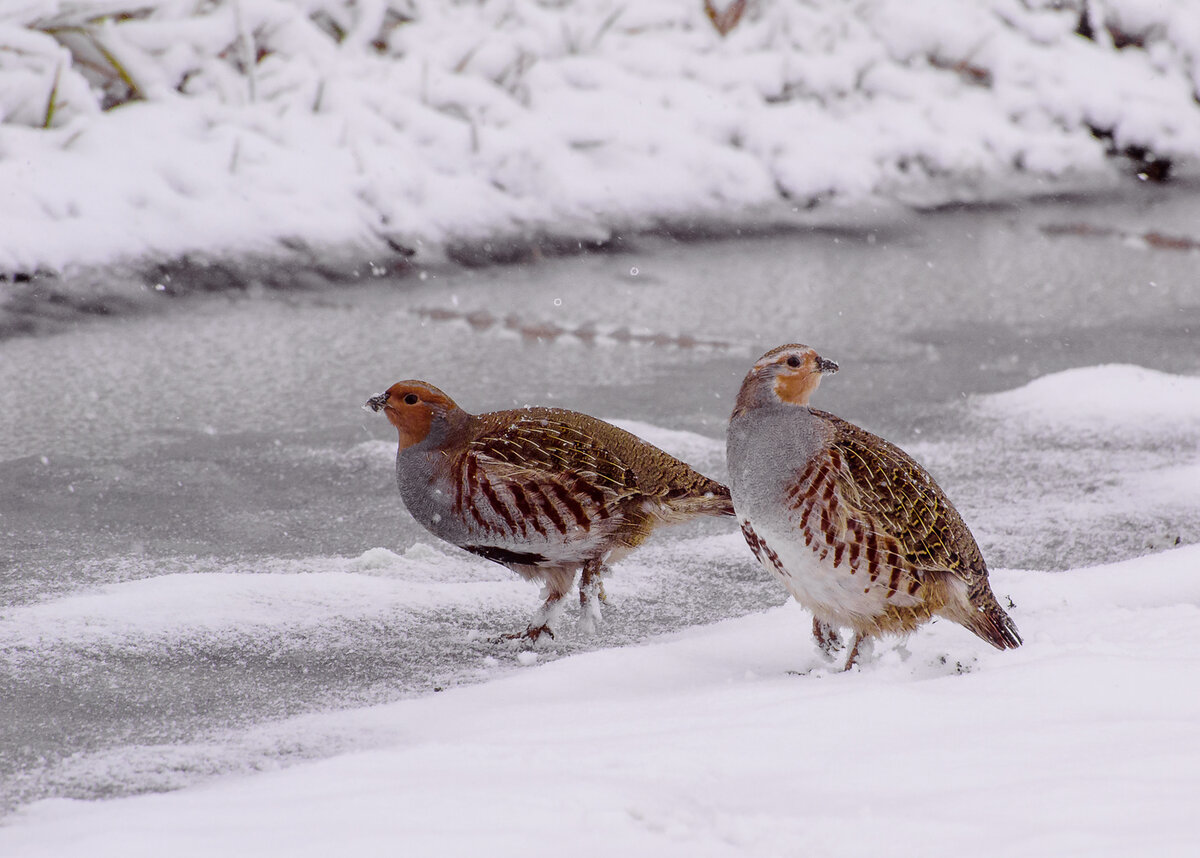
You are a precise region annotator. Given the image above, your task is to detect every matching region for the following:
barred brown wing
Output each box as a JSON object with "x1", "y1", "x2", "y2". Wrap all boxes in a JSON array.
[{"x1": 814, "y1": 409, "x2": 986, "y2": 583}]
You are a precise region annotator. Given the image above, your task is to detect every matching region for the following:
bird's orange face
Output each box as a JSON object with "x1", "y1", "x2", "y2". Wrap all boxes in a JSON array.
[
  {"x1": 751, "y1": 343, "x2": 839, "y2": 406},
  {"x1": 366, "y1": 380, "x2": 460, "y2": 450}
]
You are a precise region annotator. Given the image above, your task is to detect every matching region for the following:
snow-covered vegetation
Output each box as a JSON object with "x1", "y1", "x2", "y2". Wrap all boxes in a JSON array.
[{"x1": 3, "y1": 0, "x2": 1200, "y2": 275}]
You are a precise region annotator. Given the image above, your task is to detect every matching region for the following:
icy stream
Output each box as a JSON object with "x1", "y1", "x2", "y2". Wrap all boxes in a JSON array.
[{"x1": 2, "y1": 186, "x2": 1199, "y2": 816}]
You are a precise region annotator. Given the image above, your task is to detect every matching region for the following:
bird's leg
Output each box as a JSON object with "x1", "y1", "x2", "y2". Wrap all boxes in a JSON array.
[
  {"x1": 522, "y1": 578, "x2": 573, "y2": 643},
  {"x1": 578, "y1": 559, "x2": 605, "y2": 635},
  {"x1": 842, "y1": 632, "x2": 874, "y2": 671},
  {"x1": 497, "y1": 578, "x2": 571, "y2": 644},
  {"x1": 842, "y1": 634, "x2": 863, "y2": 671},
  {"x1": 812, "y1": 617, "x2": 843, "y2": 659}
]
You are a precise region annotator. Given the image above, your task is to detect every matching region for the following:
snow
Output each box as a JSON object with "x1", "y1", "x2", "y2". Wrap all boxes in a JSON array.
[
  {"x1": 3, "y1": 2, "x2": 1200, "y2": 850},
  {"x1": 0, "y1": 552, "x2": 517, "y2": 668},
  {"x1": 2, "y1": 364, "x2": 1199, "y2": 854},
  {"x1": 2, "y1": 547, "x2": 1198, "y2": 857},
  {"x1": 883, "y1": 364, "x2": 1200, "y2": 573},
  {"x1": 977, "y1": 363, "x2": 1200, "y2": 433},
  {"x1": 3, "y1": 0, "x2": 1200, "y2": 275}
]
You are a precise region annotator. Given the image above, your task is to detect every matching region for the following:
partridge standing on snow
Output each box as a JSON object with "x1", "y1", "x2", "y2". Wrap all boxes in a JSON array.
[
  {"x1": 726, "y1": 344, "x2": 1021, "y2": 670},
  {"x1": 367, "y1": 381, "x2": 734, "y2": 641}
]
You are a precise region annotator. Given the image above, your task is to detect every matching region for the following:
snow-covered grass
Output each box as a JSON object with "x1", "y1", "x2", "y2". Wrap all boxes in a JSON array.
[
  {"x1": 3, "y1": 0, "x2": 1200, "y2": 275},
  {"x1": 1, "y1": 549, "x2": 1198, "y2": 857}
]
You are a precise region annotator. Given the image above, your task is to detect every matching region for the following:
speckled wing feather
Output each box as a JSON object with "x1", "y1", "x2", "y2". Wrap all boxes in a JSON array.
[
  {"x1": 470, "y1": 408, "x2": 640, "y2": 494},
  {"x1": 814, "y1": 409, "x2": 985, "y2": 584},
  {"x1": 465, "y1": 408, "x2": 731, "y2": 530},
  {"x1": 437, "y1": 411, "x2": 622, "y2": 550}
]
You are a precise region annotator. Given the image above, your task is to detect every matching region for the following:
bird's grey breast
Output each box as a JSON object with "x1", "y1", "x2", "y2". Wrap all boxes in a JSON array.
[
  {"x1": 727, "y1": 405, "x2": 827, "y2": 522},
  {"x1": 395, "y1": 446, "x2": 464, "y2": 541}
]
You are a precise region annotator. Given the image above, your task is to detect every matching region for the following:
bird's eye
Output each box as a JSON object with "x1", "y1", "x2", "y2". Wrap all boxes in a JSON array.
[
  {"x1": 403, "y1": 393, "x2": 419, "y2": 405},
  {"x1": 786, "y1": 355, "x2": 802, "y2": 368}
]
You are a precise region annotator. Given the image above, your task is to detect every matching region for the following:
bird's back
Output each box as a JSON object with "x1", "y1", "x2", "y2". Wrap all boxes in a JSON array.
[
  {"x1": 814, "y1": 409, "x2": 988, "y2": 580},
  {"x1": 472, "y1": 407, "x2": 732, "y2": 517}
]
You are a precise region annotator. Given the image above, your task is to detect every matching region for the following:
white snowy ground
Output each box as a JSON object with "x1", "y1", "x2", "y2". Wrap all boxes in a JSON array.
[
  {"x1": 3, "y1": 0, "x2": 1200, "y2": 275},
  {"x1": 2, "y1": 363, "x2": 1198, "y2": 855}
]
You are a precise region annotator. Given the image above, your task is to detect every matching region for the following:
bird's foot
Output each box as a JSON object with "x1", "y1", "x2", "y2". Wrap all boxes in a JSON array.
[
  {"x1": 496, "y1": 624, "x2": 556, "y2": 646},
  {"x1": 841, "y1": 633, "x2": 874, "y2": 671},
  {"x1": 577, "y1": 602, "x2": 602, "y2": 636},
  {"x1": 578, "y1": 575, "x2": 604, "y2": 636},
  {"x1": 812, "y1": 618, "x2": 844, "y2": 660}
]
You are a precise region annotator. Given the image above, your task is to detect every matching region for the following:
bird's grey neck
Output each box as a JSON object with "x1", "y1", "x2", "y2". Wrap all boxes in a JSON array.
[
  {"x1": 728, "y1": 399, "x2": 826, "y2": 489},
  {"x1": 394, "y1": 412, "x2": 469, "y2": 490},
  {"x1": 394, "y1": 422, "x2": 465, "y2": 541},
  {"x1": 731, "y1": 397, "x2": 819, "y2": 434},
  {"x1": 408, "y1": 410, "x2": 472, "y2": 452},
  {"x1": 733, "y1": 377, "x2": 808, "y2": 419}
]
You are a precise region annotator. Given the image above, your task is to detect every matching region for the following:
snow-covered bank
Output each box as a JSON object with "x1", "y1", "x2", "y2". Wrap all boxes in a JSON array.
[
  {"x1": 3, "y1": 0, "x2": 1200, "y2": 276},
  {"x1": 2, "y1": 546, "x2": 1198, "y2": 857}
]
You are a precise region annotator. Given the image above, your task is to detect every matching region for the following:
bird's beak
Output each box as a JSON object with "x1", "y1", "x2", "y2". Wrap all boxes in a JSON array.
[
  {"x1": 364, "y1": 393, "x2": 390, "y2": 413},
  {"x1": 816, "y1": 356, "x2": 839, "y2": 374}
]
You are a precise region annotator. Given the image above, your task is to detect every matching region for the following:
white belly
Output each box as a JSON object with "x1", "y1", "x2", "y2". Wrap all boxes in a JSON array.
[{"x1": 740, "y1": 515, "x2": 913, "y2": 628}]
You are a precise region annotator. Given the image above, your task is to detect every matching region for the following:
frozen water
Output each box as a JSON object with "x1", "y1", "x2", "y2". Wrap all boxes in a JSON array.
[{"x1": 1, "y1": 189, "x2": 1199, "y2": 844}]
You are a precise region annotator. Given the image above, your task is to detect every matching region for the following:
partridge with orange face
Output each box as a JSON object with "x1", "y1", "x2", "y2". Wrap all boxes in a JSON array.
[
  {"x1": 726, "y1": 344, "x2": 1021, "y2": 670},
  {"x1": 367, "y1": 381, "x2": 734, "y2": 641}
]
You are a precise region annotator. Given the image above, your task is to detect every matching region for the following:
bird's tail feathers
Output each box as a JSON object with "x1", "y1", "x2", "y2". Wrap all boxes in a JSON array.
[
  {"x1": 965, "y1": 597, "x2": 1023, "y2": 651},
  {"x1": 675, "y1": 483, "x2": 736, "y2": 518}
]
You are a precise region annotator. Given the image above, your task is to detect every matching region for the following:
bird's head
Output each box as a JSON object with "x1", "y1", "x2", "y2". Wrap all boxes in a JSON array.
[
  {"x1": 365, "y1": 380, "x2": 462, "y2": 450},
  {"x1": 734, "y1": 343, "x2": 839, "y2": 414}
]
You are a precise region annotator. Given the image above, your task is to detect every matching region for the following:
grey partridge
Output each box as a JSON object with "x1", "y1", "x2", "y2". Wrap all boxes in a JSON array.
[
  {"x1": 367, "y1": 381, "x2": 734, "y2": 641},
  {"x1": 726, "y1": 344, "x2": 1021, "y2": 670}
]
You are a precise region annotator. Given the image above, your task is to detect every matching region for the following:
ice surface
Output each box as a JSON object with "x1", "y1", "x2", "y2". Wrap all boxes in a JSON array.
[
  {"x1": 3, "y1": 340, "x2": 1199, "y2": 844},
  {"x1": 3, "y1": 1, "x2": 1200, "y2": 274},
  {"x1": 2, "y1": 176, "x2": 1199, "y2": 846}
]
